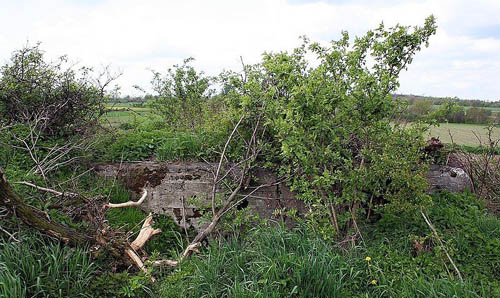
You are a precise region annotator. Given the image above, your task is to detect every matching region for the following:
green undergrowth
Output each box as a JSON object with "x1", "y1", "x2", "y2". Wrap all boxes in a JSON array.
[
  {"x1": 158, "y1": 191, "x2": 499, "y2": 298},
  {"x1": 0, "y1": 231, "x2": 95, "y2": 298},
  {"x1": 93, "y1": 128, "x2": 231, "y2": 162},
  {"x1": 1, "y1": 169, "x2": 498, "y2": 297}
]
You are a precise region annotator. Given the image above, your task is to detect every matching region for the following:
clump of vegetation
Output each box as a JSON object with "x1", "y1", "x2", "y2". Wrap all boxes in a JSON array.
[
  {"x1": 158, "y1": 191, "x2": 499, "y2": 298},
  {"x1": 0, "y1": 43, "x2": 116, "y2": 136},
  {"x1": 149, "y1": 58, "x2": 215, "y2": 131},
  {"x1": 216, "y1": 16, "x2": 437, "y2": 238}
]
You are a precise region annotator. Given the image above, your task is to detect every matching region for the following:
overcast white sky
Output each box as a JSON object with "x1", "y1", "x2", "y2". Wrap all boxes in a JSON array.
[{"x1": 1, "y1": 0, "x2": 499, "y2": 100}]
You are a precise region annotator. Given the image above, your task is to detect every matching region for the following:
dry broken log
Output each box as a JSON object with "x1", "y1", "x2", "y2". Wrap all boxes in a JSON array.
[
  {"x1": 0, "y1": 169, "x2": 94, "y2": 246},
  {"x1": 130, "y1": 212, "x2": 161, "y2": 250}
]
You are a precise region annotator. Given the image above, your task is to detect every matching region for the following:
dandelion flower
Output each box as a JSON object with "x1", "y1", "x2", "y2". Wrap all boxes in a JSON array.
[
  {"x1": 371, "y1": 279, "x2": 377, "y2": 285},
  {"x1": 365, "y1": 256, "x2": 371, "y2": 262}
]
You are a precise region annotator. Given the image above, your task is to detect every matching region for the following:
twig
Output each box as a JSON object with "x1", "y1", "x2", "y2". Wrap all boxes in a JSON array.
[
  {"x1": 211, "y1": 114, "x2": 245, "y2": 216},
  {"x1": 181, "y1": 196, "x2": 190, "y2": 243},
  {"x1": 0, "y1": 226, "x2": 19, "y2": 242},
  {"x1": 420, "y1": 209, "x2": 463, "y2": 282},
  {"x1": 15, "y1": 181, "x2": 80, "y2": 198}
]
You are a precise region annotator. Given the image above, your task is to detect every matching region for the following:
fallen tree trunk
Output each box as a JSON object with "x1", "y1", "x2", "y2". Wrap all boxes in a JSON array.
[
  {"x1": 0, "y1": 168, "x2": 94, "y2": 246},
  {"x1": 0, "y1": 168, "x2": 145, "y2": 276}
]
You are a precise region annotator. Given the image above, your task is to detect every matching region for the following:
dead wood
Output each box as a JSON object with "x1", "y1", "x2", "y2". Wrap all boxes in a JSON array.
[
  {"x1": 421, "y1": 209, "x2": 463, "y2": 282},
  {"x1": 0, "y1": 168, "x2": 96, "y2": 246},
  {"x1": 15, "y1": 181, "x2": 80, "y2": 198},
  {"x1": 105, "y1": 189, "x2": 148, "y2": 208},
  {"x1": 0, "y1": 169, "x2": 158, "y2": 280},
  {"x1": 130, "y1": 213, "x2": 161, "y2": 251}
]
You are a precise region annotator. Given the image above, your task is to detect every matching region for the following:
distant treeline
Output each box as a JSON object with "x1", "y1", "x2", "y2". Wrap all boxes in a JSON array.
[
  {"x1": 394, "y1": 94, "x2": 500, "y2": 124},
  {"x1": 394, "y1": 94, "x2": 500, "y2": 108},
  {"x1": 110, "y1": 93, "x2": 500, "y2": 125}
]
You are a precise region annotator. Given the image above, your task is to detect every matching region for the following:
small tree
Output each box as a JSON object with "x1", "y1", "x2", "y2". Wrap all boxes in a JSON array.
[
  {"x1": 149, "y1": 58, "x2": 213, "y2": 130},
  {"x1": 410, "y1": 99, "x2": 434, "y2": 120},
  {"x1": 0, "y1": 44, "x2": 119, "y2": 178},
  {"x1": 228, "y1": 17, "x2": 437, "y2": 239},
  {"x1": 465, "y1": 107, "x2": 491, "y2": 124}
]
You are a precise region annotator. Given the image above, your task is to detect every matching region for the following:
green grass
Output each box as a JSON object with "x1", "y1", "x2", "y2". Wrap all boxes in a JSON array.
[
  {"x1": 102, "y1": 110, "x2": 153, "y2": 126},
  {"x1": 428, "y1": 123, "x2": 500, "y2": 146},
  {"x1": 108, "y1": 102, "x2": 147, "y2": 108},
  {"x1": 157, "y1": 191, "x2": 499, "y2": 298},
  {"x1": 0, "y1": 232, "x2": 95, "y2": 298}
]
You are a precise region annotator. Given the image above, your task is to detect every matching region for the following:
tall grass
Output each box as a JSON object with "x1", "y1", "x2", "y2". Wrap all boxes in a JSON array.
[
  {"x1": 0, "y1": 232, "x2": 95, "y2": 298},
  {"x1": 158, "y1": 190, "x2": 500, "y2": 298},
  {"x1": 158, "y1": 224, "x2": 486, "y2": 298}
]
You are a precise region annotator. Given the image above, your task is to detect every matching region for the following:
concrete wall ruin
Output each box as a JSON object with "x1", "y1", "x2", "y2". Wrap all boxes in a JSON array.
[{"x1": 94, "y1": 161, "x2": 471, "y2": 230}]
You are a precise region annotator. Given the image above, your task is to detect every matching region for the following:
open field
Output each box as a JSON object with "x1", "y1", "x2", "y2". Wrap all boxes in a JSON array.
[
  {"x1": 428, "y1": 123, "x2": 500, "y2": 146},
  {"x1": 103, "y1": 108, "x2": 500, "y2": 147},
  {"x1": 103, "y1": 102, "x2": 153, "y2": 126}
]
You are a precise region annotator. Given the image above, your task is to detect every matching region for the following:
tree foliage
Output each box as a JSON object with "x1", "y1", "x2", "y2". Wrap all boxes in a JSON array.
[
  {"x1": 149, "y1": 58, "x2": 214, "y2": 130},
  {"x1": 222, "y1": 16, "x2": 437, "y2": 237},
  {"x1": 0, "y1": 43, "x2": 116, "y2": 136}
]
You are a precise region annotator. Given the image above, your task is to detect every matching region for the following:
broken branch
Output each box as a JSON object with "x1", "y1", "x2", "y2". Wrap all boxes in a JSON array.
[
  {"x1": 15, "y1": 181, "x2": 80, "y2": 198},
  {"x1": 106, "y1": 189, "x2": 148, "y2": 208},
  {"x1": 130, "y1": 213, "x2": 161, "y2": 251}
]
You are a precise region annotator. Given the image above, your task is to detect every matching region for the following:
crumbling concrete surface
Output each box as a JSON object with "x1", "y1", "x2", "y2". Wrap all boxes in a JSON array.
[
  {"x1": 426, "y1": 164, "x2": 472, "y2": 193},
  {"x1": 94, "y1": 162, "x2": 306, "y2": 230}
]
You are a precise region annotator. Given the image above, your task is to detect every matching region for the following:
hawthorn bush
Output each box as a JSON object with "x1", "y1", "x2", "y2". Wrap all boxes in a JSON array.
[{"x1": 217, "y1": 16, "x2": 438, "y2": 238}]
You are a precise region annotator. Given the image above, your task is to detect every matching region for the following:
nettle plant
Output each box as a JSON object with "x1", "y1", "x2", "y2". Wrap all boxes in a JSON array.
[{"x1": 231, "y1": 17, "x2": 437, "y2": 239}]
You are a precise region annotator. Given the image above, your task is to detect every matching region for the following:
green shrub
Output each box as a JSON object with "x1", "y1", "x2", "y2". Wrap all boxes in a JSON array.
[
  {"x1": 94, "y1": 130, "x2": 174, "y2": 161},
  {"x1": 0, "y1": 44, "x2": 110, "y2": 136},
  {"x1": 88, "y1": 271, "x2": 153, "y2": 298},
  {"x1": 156, "y1": 133, "x2": 203, "y2": 161}
]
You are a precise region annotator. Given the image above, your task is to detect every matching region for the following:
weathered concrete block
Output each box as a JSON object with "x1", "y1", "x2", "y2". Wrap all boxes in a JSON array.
[
  {"x1": 94, "y1": 161, "x2": 471, "y2": 231},
  {"x1": 426, "y1": 164, "x2": 472, "y2": 193}
]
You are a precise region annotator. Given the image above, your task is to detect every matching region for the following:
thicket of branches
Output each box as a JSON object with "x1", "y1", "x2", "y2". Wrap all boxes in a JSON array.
[{"x1": 0, "y1": 43, "x2": 119, "y2": 136}]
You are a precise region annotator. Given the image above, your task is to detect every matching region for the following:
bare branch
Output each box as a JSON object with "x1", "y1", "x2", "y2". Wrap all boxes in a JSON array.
[
  {"x1": 421, "y1": 209, "x2": 463, "y2": 282},
  {"x1": 14, "y1": 181, "x2": 80, "y2": 198},
  {"x1": 105, "y1": 189, "x2": 148, "y2": 208},
  {"x1": 211, "y1": 114, "x2": 245, "y2": 216}
]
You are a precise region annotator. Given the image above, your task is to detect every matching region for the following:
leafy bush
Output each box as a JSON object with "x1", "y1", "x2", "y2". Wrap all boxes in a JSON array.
[
  {"x1": 156, "y1": 133, "x2": 204, "y2": 161},
  {"x1": 149, "y1": 58, "x2": 214, "y2": 130},
  {"x1": 94, "y1": 128, "x2": 230, "y2": 162},
  {"x1": 88, "y1": 271, "x2": 153, "y2": 298},
  {"x1": 0, "y1": 43, "x2": 113, "y2": 136},
  {"x1": 94, "y1": 130, "x2": 174, "y2": 161},
  {"x1": 216, "y1": 17, "x2": 437, "y2": 237}
]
